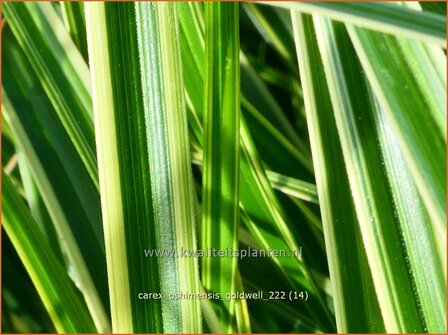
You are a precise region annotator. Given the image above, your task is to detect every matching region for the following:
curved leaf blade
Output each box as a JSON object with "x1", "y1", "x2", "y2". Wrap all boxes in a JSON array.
[
  {"x1": 2, "y1": 172, "x2": 96, "y2": 334},
  {"x1": 3, "y1": 2, "x2": 97, "y2": 184},
  {"x1": 291, "y1": 12, "x2": 384, "y2": 333},
  {"x1": 267, "y1": 1, "x2": 446, "y2": 46}
]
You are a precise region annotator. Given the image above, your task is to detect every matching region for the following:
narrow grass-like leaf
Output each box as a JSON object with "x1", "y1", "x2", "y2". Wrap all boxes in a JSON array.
[
  {"x1": 1, "y1": 124, "x2": 16, "y2": 168},
  {"x1": 238, "y1": 228, "x2": 323, "y2": 332},
  {"x1": 2, "y1": 27, "x2": 110, "y2": 332},
  {"x1": 86, "y1": 2, "x2": 201, "y2": 332},
  {"x1": 267, "y1": 1, "x2": 446, "y2": 46},
  {"x1": 313, "y1": 16, "x2": 437, "y2": 332},
  {"x1": 374, "y1": 99, "x2": 446, "y2": 332},
  {"x1": 192, "y1": 149, "x2": 318, "y2": 205},
  {"x1": 3, "y1": 2, "x2": 97, "y2": 184},
  {"x1": 347, "y1": 24, "x2": 446, "y2": 253},
  {"x1": 243, "y1": 3, "x2": 296, "y2": 66},
  {"x1": 5, "y1": 0, "x2": 444, "y2": 332},
  {"x1": 199, "y1": 282, "x2": 223, "y2": 333},
  {"x1": 291, "y1": 12, "x2": 384, "y2": 333},
  {"x1": 266, "y1": 170, "x2": 318, "y2": 204},
  {"x1": 60, "y1": 1, "x2": 88, "y2": 61},
  {"x1": 85, "y1": 2, "x2": 159, "y2": 332},
  {"x1": 178, "y1": 3, "x2": 310, "y2": 167},
  {"x1": 241, "y1": 97, "x2": 312, "y2": 179},
  {"x1": 16, "y1": 151, "x2": 65, "y2": 264},
  {"x1": 137, "y1": 2, "x2": 202, "y2": 332},
  {"x1": 178, "y1": 5, "x2": 333, "y2": 330},
  {"x1": 3, "y1": 236, "x2": 55, "y2": 333},
  {"x1": 2, "y1": 26, "x2": 104, "y2": 254},
  {"x1": 2, "y1": 91, "x2": 110, "y2": 333},
  {"x1": 235, "y1": 273, "x2": 251, "y2": 333},
  {"x1": 240, "y1": 54, "x2": 308, "y2": 155},
  {"x1": 239, "y1": 118, "x2": 334, "y2": 331},
  {"x1": 2, "y1": 172, "x2": 96, "y2": 333},
  {"x1": 202, "y1": 2, "x2": 240, "y2": 332}
]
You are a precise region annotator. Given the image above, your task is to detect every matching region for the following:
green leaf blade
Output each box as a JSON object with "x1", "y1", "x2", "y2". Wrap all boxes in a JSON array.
[
  {"x1": 86, "y1": 2, "x2": 202, "y2": 333},
  {"x1": 85, "y1": 3, "x2": 139, "y2": 332},
  {"x1": 2, "y1": 32, "x2": 110, "y2": 331},
  {"x1": 3, "y1": 2, "x2": 97, "y2": 185},
  {"x1": 202, "y1": 2, "x2": 240, "y2": 332},
  {"x1": 312, "y1": 15, "x2": 445, "y2": 332},
  {"x1": 178, "y1": 5, "x2": 334, "y2": 331},
  {"x1": 2, "y1": 172, "x2": 97, "y2": 334},
  {"x1": 291, "y1": 12, "x2": 384, "y2": 333},
  {"x1": 155, "y1": 3, "x2": 203, "y2": 332},
  {"x1": 60, "y1": 1, "x2": 88, "y2": 61},
  {"x1": 347, "y1": 24, "x2": 446, "y2": 249},
  {"x1": 268, "y1": 2, "x2": 446, "y2": 46}
]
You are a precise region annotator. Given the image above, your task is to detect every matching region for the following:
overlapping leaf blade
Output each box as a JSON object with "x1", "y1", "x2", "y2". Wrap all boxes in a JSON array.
[
  {"x1": 291, "y1": 12, "x2": 384, "y2": 333},
  {"x1": 313, "y1": 16, "x2": 429, "y2": 332},
  {"x1": 138, "y1": 2, "x2": 202, "y2": 332},
  {"x1": 86, "y1": 3, "x2": 158, "y2": 331},
  {"x1": 60, "y1": 1, "x2": 88, "y2": 61},
  {"x1": 1, "y1": 1, "x2": 446, "y2": 333},
  {"x1": 347, "y1": 24, "x2": 446, "y2": 244},
  {"x1": 3, "y1": 2, "x2": 97, "y2": 184},
  {"x1": 2, "y1": 172, "x2": 96, "y2": 333},
  {"x1": 178, "y1": 4, "x2": 334, "y2": 331},
  {"x1": 86, "y1": 2, "x2": 201, "y2": 332},
  {"x1": 202, "y1": 2, "x2": 240, "y2": 332},
  {"x1": 267, "y1": 1, "x2": 446, "y2": 46},
  {"x1": 2, "y1": 27, "x2": 110, "y2": 333}
]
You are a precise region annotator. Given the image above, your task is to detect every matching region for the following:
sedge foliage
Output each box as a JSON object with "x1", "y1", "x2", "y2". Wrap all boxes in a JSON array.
[{"x1": 2, "y1": 1, "x2": 446, "y2": 334}]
